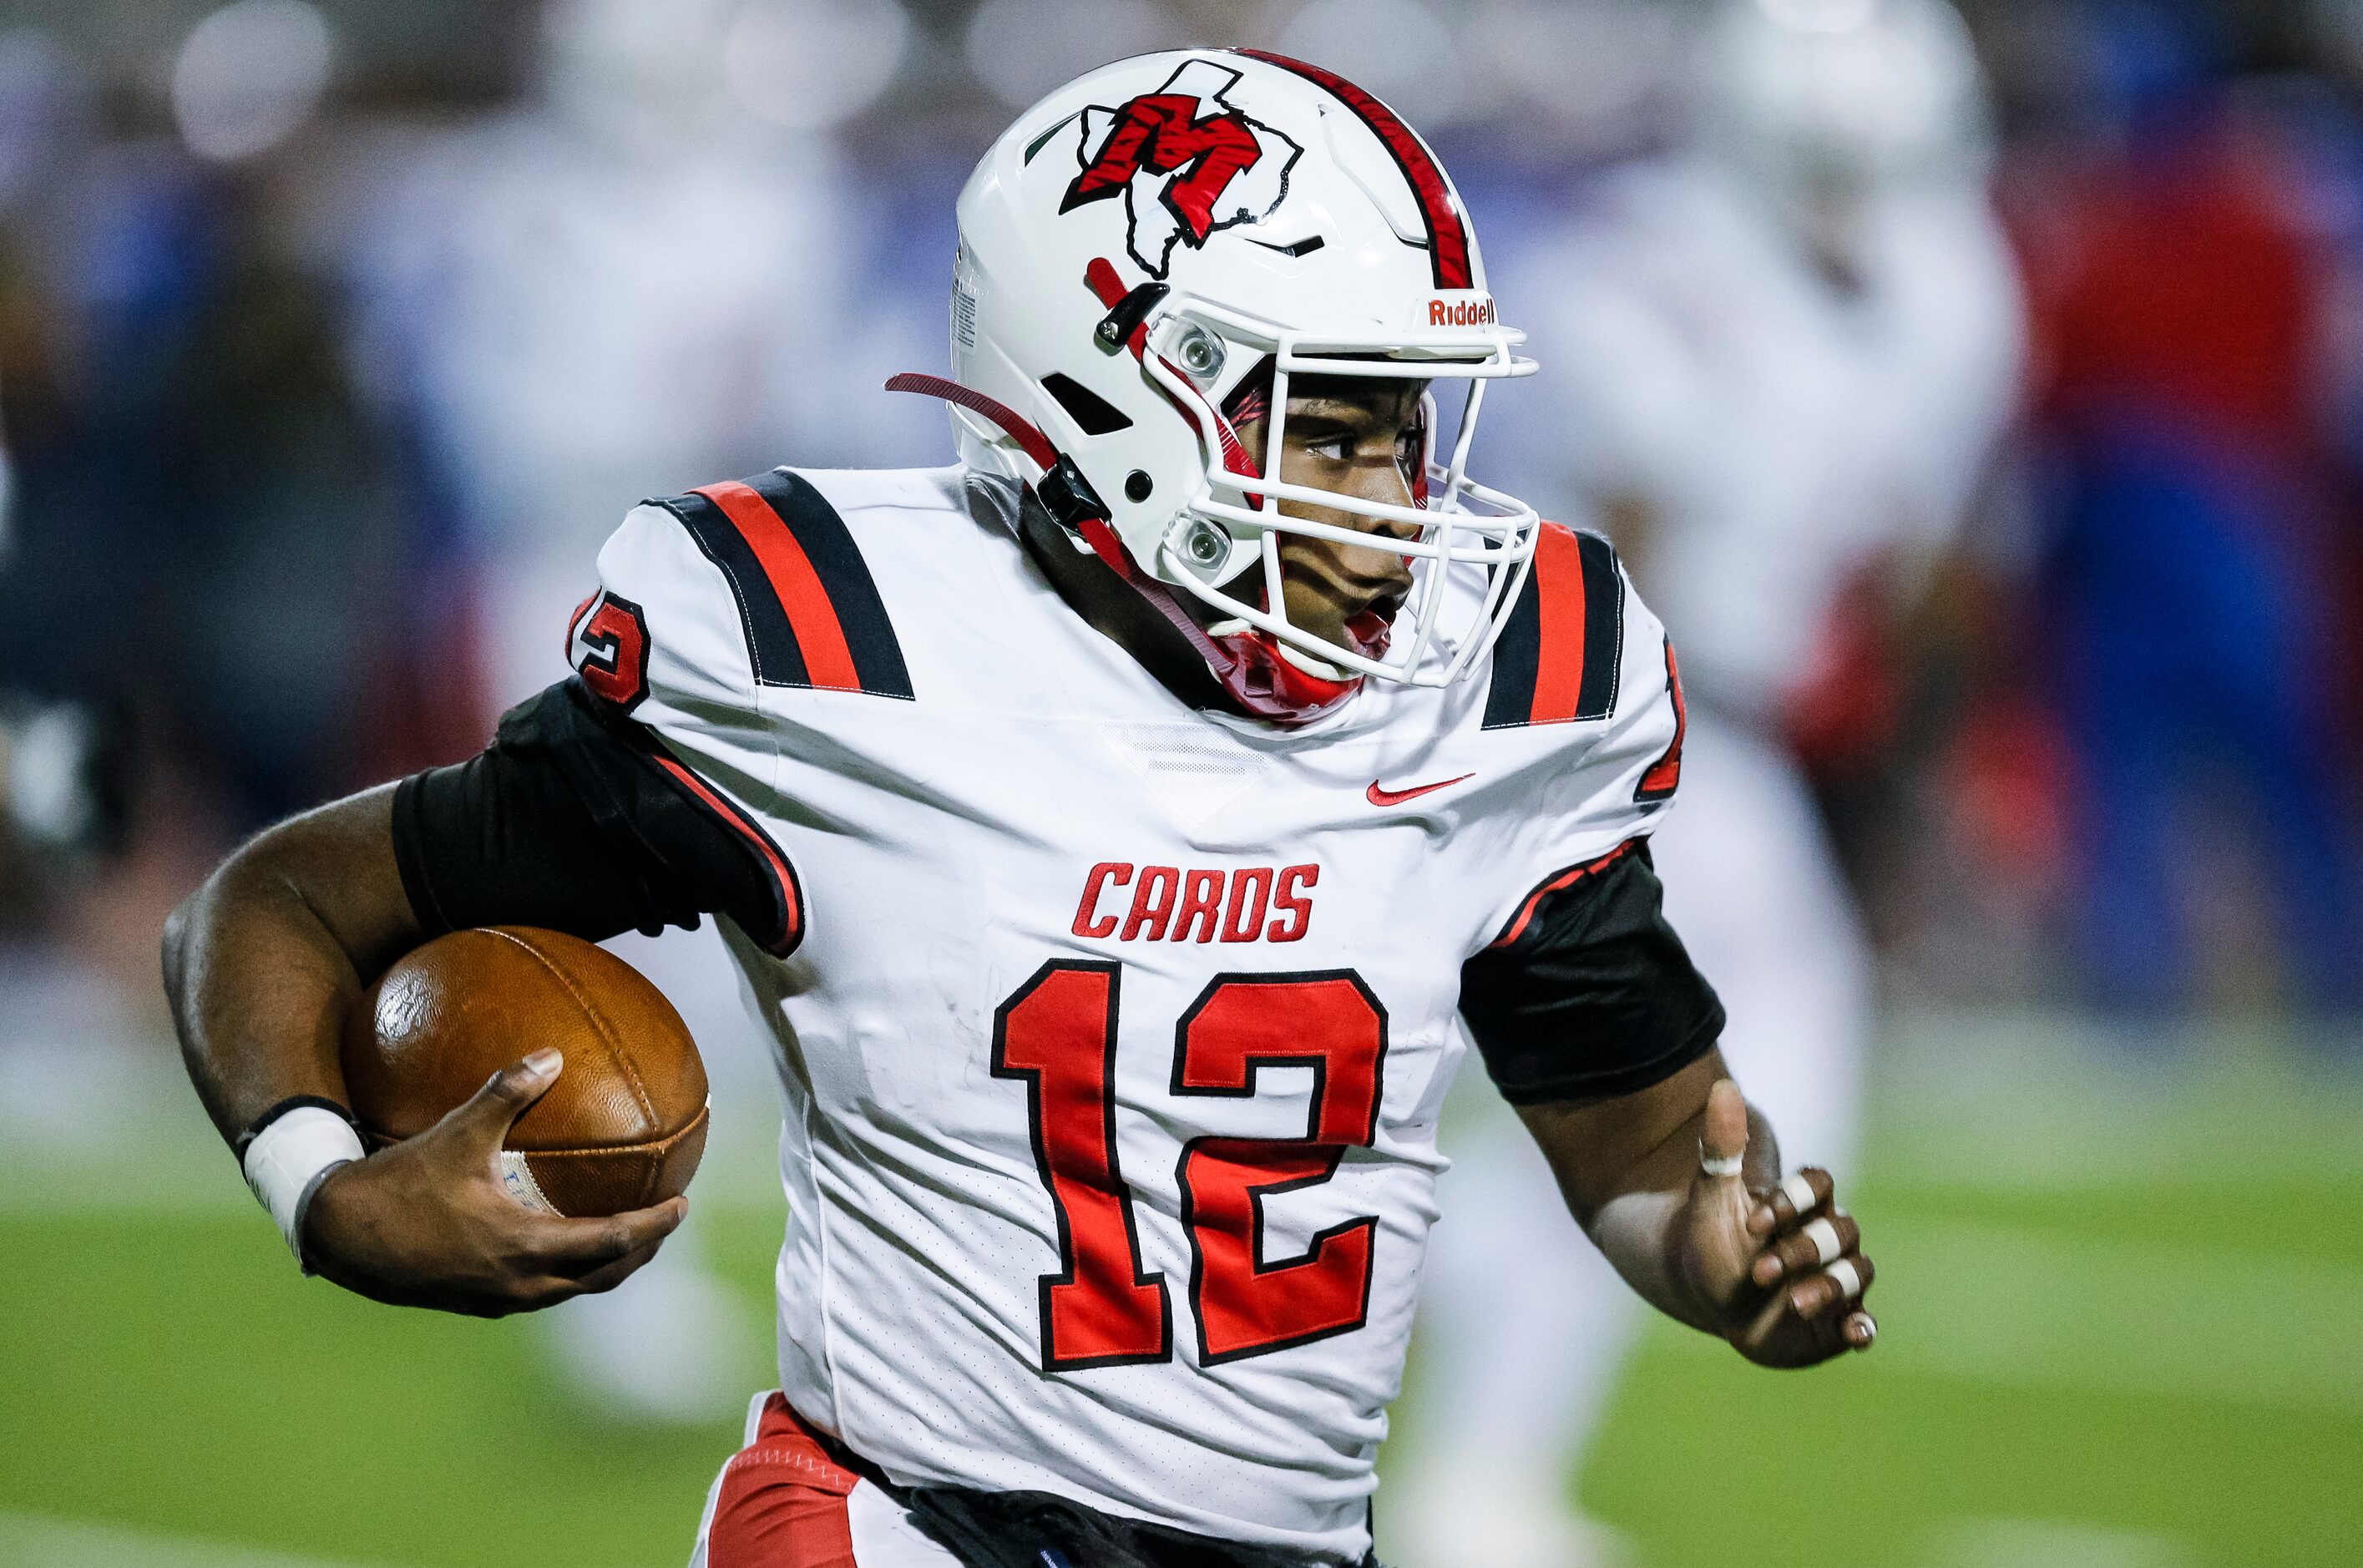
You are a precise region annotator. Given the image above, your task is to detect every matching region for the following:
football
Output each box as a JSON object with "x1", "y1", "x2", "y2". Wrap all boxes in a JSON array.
[{"x1": 342, "y1": 927, "x2": 709, "y2": 1218}]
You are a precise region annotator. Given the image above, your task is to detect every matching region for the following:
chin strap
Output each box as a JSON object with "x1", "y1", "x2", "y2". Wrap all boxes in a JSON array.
[
  {"x1": 884, "y1": 370, "x2": 1358, "y2": 726},
  {"x1": 1217, "y1": 627, "x2": 1363, "y2": 720}
]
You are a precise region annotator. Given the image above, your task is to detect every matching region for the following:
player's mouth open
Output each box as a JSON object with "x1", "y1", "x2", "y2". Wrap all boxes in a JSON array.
[{"x1": 1338, "y1": 564, "x2": 1415, "y2": 653}]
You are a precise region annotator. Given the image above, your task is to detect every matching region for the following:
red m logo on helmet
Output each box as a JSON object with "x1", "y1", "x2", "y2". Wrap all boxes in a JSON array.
[
  {"x1": 1058, "y1": 60, "x2": 1301, "y2": 279},
  {"x1": 1063, "y1": 95, "x2": 1266, "y2": 244}
]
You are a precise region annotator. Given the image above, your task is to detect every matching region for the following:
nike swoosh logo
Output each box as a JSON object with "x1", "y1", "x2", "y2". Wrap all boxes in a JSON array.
[{"x1": 1367, "y1": 773, "x2": 1474, "y2": 807}]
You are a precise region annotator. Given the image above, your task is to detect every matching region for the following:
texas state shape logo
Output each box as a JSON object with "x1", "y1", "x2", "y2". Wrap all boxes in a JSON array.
[{"x1": 1060, "y1": 59, "x2": 1303, "y2": 280}]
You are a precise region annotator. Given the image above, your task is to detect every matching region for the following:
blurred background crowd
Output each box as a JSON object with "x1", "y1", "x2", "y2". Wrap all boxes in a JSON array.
[
  {"x1": 2, "y1": 2, "x2": 2359, "y2": 1566},
  {"x1": 4, "y1": 0, "x2": 2362, "y2": 1022}
]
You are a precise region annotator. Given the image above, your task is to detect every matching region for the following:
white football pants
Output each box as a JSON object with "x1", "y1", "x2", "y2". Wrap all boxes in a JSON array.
[{"x1": 1393, "y1": 711, "x2": 1868, "y2": 1565}]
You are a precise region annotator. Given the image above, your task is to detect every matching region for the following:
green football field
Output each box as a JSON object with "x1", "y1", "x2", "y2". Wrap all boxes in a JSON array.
[{"x1": 3, "y1": 1013, "x2": 2356, "y2": 1567}]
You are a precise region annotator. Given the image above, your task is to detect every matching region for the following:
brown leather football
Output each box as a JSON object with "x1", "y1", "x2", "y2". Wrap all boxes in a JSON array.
[{"x1": 342, "y1": 927, "x2": 708, "y2": 1217}]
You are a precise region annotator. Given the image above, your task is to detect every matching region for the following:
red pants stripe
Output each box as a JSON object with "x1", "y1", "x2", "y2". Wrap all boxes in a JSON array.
[{"x1": 699, "y1": 1393, "x2": 860, "y2": 1567}]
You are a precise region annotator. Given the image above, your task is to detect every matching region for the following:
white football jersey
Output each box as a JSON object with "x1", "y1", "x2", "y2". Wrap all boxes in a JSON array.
[{"x1": 569, "y1": 463, "x2": 1682, "y2": 1560}]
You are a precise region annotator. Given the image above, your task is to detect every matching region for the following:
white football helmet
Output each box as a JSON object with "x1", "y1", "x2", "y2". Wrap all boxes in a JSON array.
[{"x1": 896, "y1": 48, "x2": 1539, "y2": 724}]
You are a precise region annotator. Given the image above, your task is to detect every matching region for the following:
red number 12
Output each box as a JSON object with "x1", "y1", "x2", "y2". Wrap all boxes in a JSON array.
[{"x1": 991, "y1": 961, "x2": 1388, "y2": 1372}]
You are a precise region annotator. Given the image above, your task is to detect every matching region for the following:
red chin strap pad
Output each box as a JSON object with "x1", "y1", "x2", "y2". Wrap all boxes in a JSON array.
[
  {"x1": 1076, "y1": 518, "x2": 1357, "y2": 726},
  {"x1": 1213, "y1": 627, "x2": 1360, "y2": 724}
]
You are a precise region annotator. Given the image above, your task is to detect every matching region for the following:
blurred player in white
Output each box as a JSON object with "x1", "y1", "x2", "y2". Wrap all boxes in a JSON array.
[
  {"x1": 1399, "y1": 1, "x2": 2024, "y2": 1560},
  {"x1": 349, "y1": 0, "x2": 888, "y2": 1420}
]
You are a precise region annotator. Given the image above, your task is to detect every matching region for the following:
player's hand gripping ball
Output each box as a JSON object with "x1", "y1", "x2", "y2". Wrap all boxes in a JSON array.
[
  {"x1": 343, "y1": 927, "x2": 709, "y2": 1217},
  {"x1": 302, "y1": 928, "x2": 700, "y2": 1318}
]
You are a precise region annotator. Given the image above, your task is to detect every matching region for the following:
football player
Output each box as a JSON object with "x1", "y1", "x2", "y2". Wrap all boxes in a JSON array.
[
  {"x1": 166, "y1": 51, "x2": 1875, "y2": 1567},
  {"x1": 1404, "y1": 2, "x2": 2021, "y2": 1559}
]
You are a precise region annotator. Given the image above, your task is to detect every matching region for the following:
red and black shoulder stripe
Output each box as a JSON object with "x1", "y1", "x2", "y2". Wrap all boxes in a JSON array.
[
  {"x1": 1484, "y1": 524, "x2": 1625, "y2": 730},
  {"x1": 654, "y1": 469, "x2": 914, "y2": 700}
]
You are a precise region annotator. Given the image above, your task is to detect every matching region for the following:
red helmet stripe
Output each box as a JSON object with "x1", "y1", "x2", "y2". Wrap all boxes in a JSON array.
[{"x1": 1232, "y1": 49, "x2": 1473, "y2": 290}]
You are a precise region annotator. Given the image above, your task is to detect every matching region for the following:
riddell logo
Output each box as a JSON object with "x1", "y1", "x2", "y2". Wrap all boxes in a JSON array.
[{"x1": 1428, "y1": 296, "x2": 1497, "y2": 327}]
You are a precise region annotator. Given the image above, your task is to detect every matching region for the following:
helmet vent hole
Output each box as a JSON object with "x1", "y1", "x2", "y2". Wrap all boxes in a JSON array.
[
  {"x1": 1247, "y1": 234, "x2": 1326, "y2": 258},
  {"x1": 1040, "y1": 372, "x2": 1131, "y2": 436},
  {"x1": 1125, "y1": 471, "x2": 1153, "y2": 503}
]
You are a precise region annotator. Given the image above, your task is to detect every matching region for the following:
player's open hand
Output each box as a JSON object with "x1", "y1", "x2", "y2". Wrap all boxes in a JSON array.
[
  {"x1": 1672, "y1": 1079, "x2": 1875, "y2": 1368},
  {"x1": 300, "y1": 1049, "x2": 687, "y2": 1318}
]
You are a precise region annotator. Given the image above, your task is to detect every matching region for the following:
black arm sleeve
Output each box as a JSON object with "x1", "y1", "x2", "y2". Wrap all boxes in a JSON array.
[
  {"x1": 1458, "y1": 840, "x2": 1724, "y2": 1105},
  {"x1": 390, "y1": 680, "x2": 789, "y2": 951}
]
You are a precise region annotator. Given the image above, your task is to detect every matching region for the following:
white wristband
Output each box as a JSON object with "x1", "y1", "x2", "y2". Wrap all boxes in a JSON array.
[{"x1": 241, "y1": 1106, "x2": 366, "y2": 1267}]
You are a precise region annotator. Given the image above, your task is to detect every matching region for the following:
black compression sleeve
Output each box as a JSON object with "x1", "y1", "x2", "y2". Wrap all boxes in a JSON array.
[
  {"x1": 1458, "y1": 841, "x2": 1724, "y2": 1105},
  {"x1": 391, "y1": 680, "x2": 789, "y2": 950}
]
